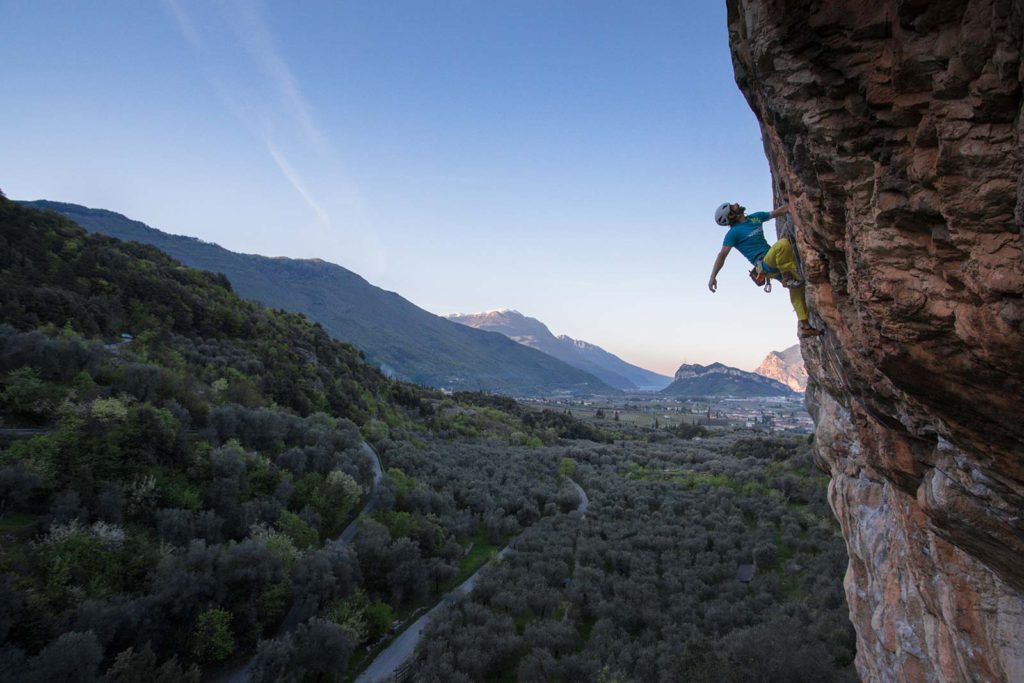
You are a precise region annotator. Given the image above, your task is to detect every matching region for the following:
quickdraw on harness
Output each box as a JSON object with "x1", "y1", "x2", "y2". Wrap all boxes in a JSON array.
[{"x1": 749, "y1": 256, "x2": 778, "y2": 293}]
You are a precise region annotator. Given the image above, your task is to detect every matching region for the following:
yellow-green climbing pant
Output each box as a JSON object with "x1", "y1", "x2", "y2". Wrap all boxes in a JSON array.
[{"x1": 763, "y1": 238, "x2": 809, "y2": 321}]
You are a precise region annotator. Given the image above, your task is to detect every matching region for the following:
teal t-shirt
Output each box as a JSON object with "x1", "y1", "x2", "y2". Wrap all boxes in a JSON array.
[{"x1": 723, "y1": 211, "x2": 772, "y2": 265}]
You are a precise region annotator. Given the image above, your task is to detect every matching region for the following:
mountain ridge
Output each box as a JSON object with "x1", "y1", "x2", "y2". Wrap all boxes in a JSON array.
[
  {"x1": 445, "y1": 309, "x2": 672, "y2": 391},
  {"x1": 21, "y1": 200, "x2": 616, "y2": 396},
  {"x1": 661, "y1": 361, "x2": 795, "y2": 397}
]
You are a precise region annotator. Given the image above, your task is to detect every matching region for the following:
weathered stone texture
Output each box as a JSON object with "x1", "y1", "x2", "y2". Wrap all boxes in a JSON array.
[
  {"x1": 728, "y1": 2, "x2": 1024, "y2": 681},
  {"x1": 755, "y1": 345, "x2": 808, "y2": 392}
]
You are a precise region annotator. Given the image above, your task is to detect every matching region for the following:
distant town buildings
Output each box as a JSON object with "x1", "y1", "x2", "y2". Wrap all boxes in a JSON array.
[{"x1": 525, "y1": 395, "x2": 814, "y2": 435}]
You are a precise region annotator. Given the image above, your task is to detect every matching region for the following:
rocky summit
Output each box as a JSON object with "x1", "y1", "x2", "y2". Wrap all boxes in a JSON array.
[
  {"x1": 755, "y1": 344, "x2": 807, "y2": 393},
  {"x1": 661, "y1": 362, "x2": 794, "y2": 397},
  {"x1": 446, "y1": 309, "x2": 672, "y2": 391},
  {"x1": 729, "y1": 1, "x2": 1024, "y2": 681}
]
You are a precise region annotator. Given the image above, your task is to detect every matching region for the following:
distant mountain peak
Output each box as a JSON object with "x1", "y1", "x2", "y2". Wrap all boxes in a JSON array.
[
  {"x1": 447, "y1": 310, "x2": 673, "y2": 392},
  {"x1": 754, "y1": 344, "x2": 807, "y2": 392},
  {"x1": 662, "y1": 361, "x2": 794, "y2": 397},
  {"x1": 444, "y1": 308, "x2": 520, "y2": 319}
]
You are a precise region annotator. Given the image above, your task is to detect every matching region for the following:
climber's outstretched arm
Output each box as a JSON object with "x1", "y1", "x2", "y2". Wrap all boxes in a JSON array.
[
  {"x1": 770, "y1": 204, "x2": 789, "y2": 218},
  {"x1": 708, "y1": 246, "x2": 731, "y2": 293}
]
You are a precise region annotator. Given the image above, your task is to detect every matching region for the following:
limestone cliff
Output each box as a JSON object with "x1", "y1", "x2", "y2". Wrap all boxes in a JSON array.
[
  {"x1": 755, "y1": 344, "x2": 808, "y2": 392},
  {"x1": 727, "y1": 2, "x2": 1024, "y2": 681},
  {"x1": 662, "y1": 361, "x2": 794, "y2": 397}
]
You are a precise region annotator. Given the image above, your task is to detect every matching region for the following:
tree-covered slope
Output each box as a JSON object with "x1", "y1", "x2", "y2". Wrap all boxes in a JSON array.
[
  {"x1": 0, "y1": 196, "x2": 599, "y2": 681},
  {"x1": 0, "y1": 194, "x2": 399, "y2": 680},
  {"x1": 21, "y1": 201, "x2": 615, "y2": 396},
  {"x1": 2, "y1": 197, "x2": 392, "y2": 421}
]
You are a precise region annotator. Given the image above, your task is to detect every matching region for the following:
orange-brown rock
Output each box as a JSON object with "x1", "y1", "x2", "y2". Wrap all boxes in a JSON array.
[
  {"x1": 755, "y1": 344, "x2": 808, "y2": 392},
  {"x1": 728, "y1": 2, "x2": 1024, "y2": 681}
]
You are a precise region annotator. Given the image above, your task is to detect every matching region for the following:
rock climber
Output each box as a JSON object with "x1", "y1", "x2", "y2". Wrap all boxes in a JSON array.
[{"x1": 707, "y1": 202, "x2": 823, "y2": 338}]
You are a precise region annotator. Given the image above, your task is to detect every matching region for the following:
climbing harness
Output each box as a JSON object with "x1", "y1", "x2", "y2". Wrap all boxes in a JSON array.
[
  {"x1": 750, "y1": 256, "x2": 777, "y2": 293},
  {"x1": 749, "y1": 265, "x2": 771, "y2": 292},
  {"x1": 750, "y1": 252, "x2": 805, "y2": 292}
]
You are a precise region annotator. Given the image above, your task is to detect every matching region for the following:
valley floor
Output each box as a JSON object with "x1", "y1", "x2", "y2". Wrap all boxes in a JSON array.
[
  {"x1": 525, "y1": 395, "x2": 814, "y2": 435},
  {"x1": 395, "y1": 426, "x2": 856, "y2": 683}
]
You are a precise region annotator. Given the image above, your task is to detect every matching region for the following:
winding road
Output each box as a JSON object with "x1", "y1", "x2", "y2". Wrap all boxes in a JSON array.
[
  {"x1": 354, "y1": 477, "x2": 588, "y2": 683},
  {"x1": 223, "y1": 442, "x2": 384, "y2": 683},
  {"x1": 336, "y1": 443, "x2": 386, "y2": 544},
  {"x1": 565, "y1": 477, "x2": 589, "y2": 516}
]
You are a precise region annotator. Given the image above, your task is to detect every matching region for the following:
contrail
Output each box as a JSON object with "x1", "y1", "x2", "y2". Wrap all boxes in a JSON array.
[
  {"x1": 224, "y1": 0, "x2": 329, "y2": 151},
  {"x1": 161, "y1": 0, "x2": 350, "y2": 229},
  {"x1": 266, "y1": 141, "x2": 330, "y2": 227}
]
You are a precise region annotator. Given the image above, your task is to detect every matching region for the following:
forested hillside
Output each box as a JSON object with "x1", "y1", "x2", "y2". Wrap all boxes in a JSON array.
[
  {"x1": 22, "y1": 201, "x2": 615, "y2": 396},
  {"x1": 0, "y1": 198, "x2": 596, "y2": 681}
]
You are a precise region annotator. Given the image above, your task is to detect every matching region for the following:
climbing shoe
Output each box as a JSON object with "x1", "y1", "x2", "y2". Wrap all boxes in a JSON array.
[
  {"x1": 799, "y1": 321, "x2": 823, "y2": 338},
  {"x1": 781, "y1": 273, "x2": 804, "y2": 289}
]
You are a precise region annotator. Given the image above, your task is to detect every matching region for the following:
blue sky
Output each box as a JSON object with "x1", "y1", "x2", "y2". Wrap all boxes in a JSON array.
[{"x1": 1, "y1": 1, "x2": 795, "y2": 375}]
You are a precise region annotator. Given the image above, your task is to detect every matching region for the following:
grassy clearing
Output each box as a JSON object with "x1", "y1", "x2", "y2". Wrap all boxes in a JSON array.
[
  {"x1": 0, "y1": 512, "x2": 41, "y2": 535},
  {"x1": 456, "y1": 534, "x2": 499, "y2": 581},
  {"x1": 625, "y1": 463, "x2": 782, "y2": 499}
]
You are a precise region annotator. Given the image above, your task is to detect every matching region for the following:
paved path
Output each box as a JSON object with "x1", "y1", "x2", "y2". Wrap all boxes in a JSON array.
[
  {"x1": 354, "y1": 477, "x2": 587, "y2": 683},
  {"x1": 353, "y1": 543, "x2": 515, "y2": 683},
  {"x1": 337, "y1": 443, "x2": 385, "y2": 544},
  {"x1": 0, "y1": 427, "x2": 52, "y2": 446},
  {"x1": 565, "y1": 477, "x2": 589, "y2": 517},
  {"x1": 223, "y1": 442, "x2": 383, "y2": 683}
]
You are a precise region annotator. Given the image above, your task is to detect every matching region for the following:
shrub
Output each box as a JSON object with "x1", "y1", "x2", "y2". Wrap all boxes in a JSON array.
[
  {"x1": 190, "y1": 607, "x2": 235, "y2": 663},
  {"x1": 275, "y1": 511, "x2": 319, "y2": 550}
]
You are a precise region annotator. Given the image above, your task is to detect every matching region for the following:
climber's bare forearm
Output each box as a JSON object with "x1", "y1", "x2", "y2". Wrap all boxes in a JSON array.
[{"x1": 708, "y1": 247, "x2": 731, "y2": 293}]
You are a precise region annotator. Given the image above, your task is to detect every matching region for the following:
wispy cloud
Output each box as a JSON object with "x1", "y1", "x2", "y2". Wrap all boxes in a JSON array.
[
  {"x1": 266, "y1": 140, "x2": 329, "y2": 226},
  {"x1": 224, "y1": 0, "x2": 328, "y2": 151},
  {"x1": 161, "y1": 0, "x2": 363, "y2": 231},
  {"x1": 163, "y1": 0, "x2": 201, "y2": 50}
]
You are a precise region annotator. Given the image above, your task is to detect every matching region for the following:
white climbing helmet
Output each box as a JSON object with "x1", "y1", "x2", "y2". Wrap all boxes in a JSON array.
[{"x1": 715, "y1": 202, "x2": 733, "y2": 226}]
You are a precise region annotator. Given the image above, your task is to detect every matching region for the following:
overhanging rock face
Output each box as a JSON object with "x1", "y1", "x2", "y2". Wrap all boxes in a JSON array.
[{"x1": 727, "y1": 2, "x2": 1024, "y2": 680}]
